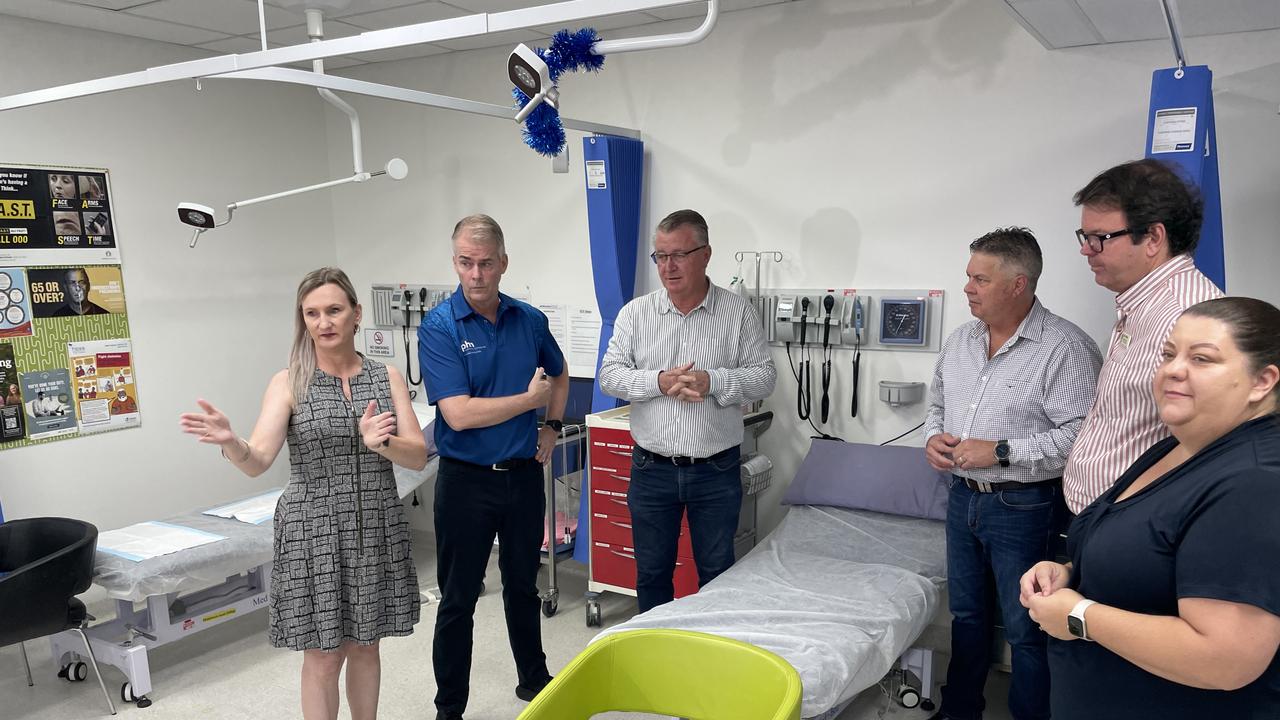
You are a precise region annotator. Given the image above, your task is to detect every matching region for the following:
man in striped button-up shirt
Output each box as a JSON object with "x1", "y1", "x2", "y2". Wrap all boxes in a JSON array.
[
  {"x1": 1062, "y1": 159, "x2": 1223, "y2": 515},
  {"x1": 599, "y1": 209, "x2": 776, "y2": 612},
  {"x1": 923, "y1": 228, "x2": 1102, "y2": 720}
]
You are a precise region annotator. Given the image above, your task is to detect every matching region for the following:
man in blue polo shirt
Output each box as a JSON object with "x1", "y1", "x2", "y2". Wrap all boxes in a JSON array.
[{"x1": 419, "y1": 214, "x2": 568, "y2": 720}]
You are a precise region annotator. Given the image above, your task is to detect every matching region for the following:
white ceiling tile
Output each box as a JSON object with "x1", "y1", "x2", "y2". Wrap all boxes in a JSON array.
[
  {"x1": 1005, "y1": 0, "x2": 1102, "y2": 48},
  {"x1": 349, "y1": 41, "x2": 452, "y2": 62},
  {"x1": 1178, "y1": 0, "x2": 1280, "y2": 37},
  {"x1": 433, "y1": 26, "x2": 546, "y2": 50},
  {"x1": 0, "y1": 0, "x2": 230, "y2": 44},
  {"x1": 1075, "y1": 0, "x2": 1166, "y2": 43},
  {"x1": 124, "y1": 0, "x2": 301, "y2": 35},
  {"x1": 338, "y1": 2, "x2": 466, "y2": 30}
]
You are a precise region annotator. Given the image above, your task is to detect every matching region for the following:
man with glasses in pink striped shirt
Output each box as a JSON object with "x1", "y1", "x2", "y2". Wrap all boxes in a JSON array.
[{"x1": 1062, "y1": 159, "x2": 1223, "y2": 518}]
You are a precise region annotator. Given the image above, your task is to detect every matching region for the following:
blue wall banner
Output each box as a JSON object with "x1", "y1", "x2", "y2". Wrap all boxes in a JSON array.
[
  {"x1": 1145, "y1": 65, "x2": 1224, "y2": 289},
  {"x1": 575, "y1": 135, "x2": 644, "y2": 566}
]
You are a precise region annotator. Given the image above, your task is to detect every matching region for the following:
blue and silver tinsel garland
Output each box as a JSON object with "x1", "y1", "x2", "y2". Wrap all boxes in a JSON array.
[{"x1": 514, "y1": 28, "x2": 605, "y2": 157}]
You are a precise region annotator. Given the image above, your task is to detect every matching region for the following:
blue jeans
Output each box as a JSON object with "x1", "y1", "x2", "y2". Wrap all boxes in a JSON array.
[
  {"x1": 940, "y1": 476, "x2": 1058, "y2": 720},
  {"x1": 627, "y1": 446, "x2": 742, "y2": 613}
]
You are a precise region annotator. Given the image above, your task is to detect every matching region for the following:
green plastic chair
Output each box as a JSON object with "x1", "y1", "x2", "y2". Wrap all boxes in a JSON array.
[{"x1": 517, "y1": 629, "x2": 803, "y2": 720}]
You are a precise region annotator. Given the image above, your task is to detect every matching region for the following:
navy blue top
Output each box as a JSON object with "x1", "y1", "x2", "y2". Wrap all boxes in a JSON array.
[
  {"x1": 418, "y1": 286, "x2": 564, "y2": 465},
  {"x1": 1049, "y1": 415, "x2": 1280, "y2": 719}
]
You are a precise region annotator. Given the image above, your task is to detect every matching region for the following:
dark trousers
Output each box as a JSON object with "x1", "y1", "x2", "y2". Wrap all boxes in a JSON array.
[
  {"x1": 627, "y1": 445, "x2": 742, "y2": 613},
  {"x1": 941, "y1": 476, "x2": 1058, "y2": 720},
  {"x1": 432, "y1": 457, "x2": 550, "y2": 715}
]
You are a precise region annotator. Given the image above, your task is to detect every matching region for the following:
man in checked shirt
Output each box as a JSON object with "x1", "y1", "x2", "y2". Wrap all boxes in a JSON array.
[
  {"x1": 924, "y1": 228, "x2": 1102, "y2": 720},
  {"x1": 1063, "y1": 159, "x2": 1223, "y2": 517}
]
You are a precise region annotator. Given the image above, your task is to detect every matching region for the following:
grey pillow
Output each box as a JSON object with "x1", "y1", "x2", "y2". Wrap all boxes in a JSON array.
[{"x1": 781, "y1": 439, "x2": 949, "y2": 521}]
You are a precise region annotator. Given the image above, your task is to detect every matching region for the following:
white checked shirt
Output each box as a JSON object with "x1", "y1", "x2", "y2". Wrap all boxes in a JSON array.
[
  {"x1": 1062, "y1": 255, "x2": 1223, "y2": 513},
  {"x1": 599, "y1": 281, "x2": 776, "y2": 458},
  {"x1": 924, "y1": 299, "x2": 1103, "y2": 484}
]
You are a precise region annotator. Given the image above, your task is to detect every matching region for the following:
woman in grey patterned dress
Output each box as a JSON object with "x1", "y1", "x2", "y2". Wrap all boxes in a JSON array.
[{"x1": 180, "y1": 267, "x2": 427, "y2": 720}]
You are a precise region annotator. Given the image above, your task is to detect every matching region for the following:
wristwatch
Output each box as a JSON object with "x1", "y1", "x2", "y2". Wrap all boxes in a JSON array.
[
  {"x1": 1067, "y1": 599, "x2": 1097, "y2": 641},
  {"x1": 544, "y1": 419, "x2": 564, "y2": 433},
  {"x1": 995, "y1": 439, "x2": 1011, "y2": 468}
]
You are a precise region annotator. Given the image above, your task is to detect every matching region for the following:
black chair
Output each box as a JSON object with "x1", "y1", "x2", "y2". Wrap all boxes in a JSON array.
[{"x1": 0, "y1": 517, "x2": 116, "y2": 715}]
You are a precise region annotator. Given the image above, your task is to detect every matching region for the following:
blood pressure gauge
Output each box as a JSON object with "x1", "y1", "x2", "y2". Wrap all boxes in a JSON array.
[{"x1": 878, "y1": 298, "x2": 927, "y2": 346}]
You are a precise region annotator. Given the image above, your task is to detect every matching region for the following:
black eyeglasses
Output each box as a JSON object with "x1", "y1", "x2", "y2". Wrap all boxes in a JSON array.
[
  {"x1": 1075, "y1": 227, "x2": 1143, "y2": 253},
  {"x1": 650, "y1": 245, "x2": 708, "y2": 265}
]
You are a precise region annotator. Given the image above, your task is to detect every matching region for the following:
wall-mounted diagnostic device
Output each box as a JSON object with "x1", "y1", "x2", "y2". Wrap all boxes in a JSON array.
[
  {"x1": 878, "y1": 298, "x2": 928, "y2": 346},
  {"x1": 765, "y1": 288, "x2": 943, "y2": 353}
]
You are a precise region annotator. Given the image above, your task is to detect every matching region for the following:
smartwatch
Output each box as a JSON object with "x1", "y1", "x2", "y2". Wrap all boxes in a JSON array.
[
  {"x1": 995, "y1": 439, "x2": 1011, "y2": 468},
  {"x1": 1067, "y1": 599, "x2": 1097, "y2": 641},
  {"x1": 544, "y1": 419, "x2": 564, "y2": 433}
]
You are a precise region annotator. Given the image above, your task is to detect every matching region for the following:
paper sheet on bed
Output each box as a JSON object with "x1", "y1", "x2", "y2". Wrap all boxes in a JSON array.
[
  {"x1": 97, "y1": 521, "x2": 226, "y2": 562},
  {"x1": 596, "y1": 506, "x2": 947, "y2": 719},
  {"x1": 202, "y1": 490, "x2": 282, "y2": 525}
]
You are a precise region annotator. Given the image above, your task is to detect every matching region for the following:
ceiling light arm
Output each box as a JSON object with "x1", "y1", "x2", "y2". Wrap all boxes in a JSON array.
[
  {"x1": 592, "y1": 0, "x2": 718, "y2": 55},
  {"x1": 186, "y1": 158, "x2": 407, "y2": 248},
  {"x1": 1158, "y1": 0, "x2": 1189, "y2": 75},
  {"x1": 306, "y1": 9, "x2": 365, "y2": 175}
]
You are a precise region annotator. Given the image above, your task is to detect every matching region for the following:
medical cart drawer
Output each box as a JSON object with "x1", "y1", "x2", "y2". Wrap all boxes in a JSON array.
[
  {"x1": 591, "y1": 541, "x2": 637, "y2": 589},
  {"x1": 589, "y1": 450, "x2": 633, "y2": 478},
  {"x1": 591, "y1": 540, "x2": 699, "y2": 598},
  {"x1": 590, "y1": 465, "x2": 632, "y2": 494},
  {"x1": 591, "y1": 426, "x2": 635, "y2": 451},
  {"x1": 591, "y1": 487, "x2": 631, "y2": 517},
  {"x1": 590, "y1": 512, "x2": 694, "y2": 559}
]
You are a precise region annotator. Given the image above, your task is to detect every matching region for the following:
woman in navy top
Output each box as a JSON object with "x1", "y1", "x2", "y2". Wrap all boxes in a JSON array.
[{"x1": 1020, "y1": 297, "x2": 1280, "y2": 719}]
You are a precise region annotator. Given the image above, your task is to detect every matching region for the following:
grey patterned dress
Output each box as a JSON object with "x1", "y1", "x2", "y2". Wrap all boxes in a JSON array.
[{"x1": 269, "y1": 357, "x2": 420, "y2": 651}]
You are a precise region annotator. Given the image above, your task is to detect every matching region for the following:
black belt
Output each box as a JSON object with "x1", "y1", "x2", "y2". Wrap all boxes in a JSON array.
[
  {"x1": 955, "y1": 475, "x2": 1061, "y2": 494},
  {"x1": 638, "y1": 446, "x2": 735, "y2": 467},
  {"x1": 443, "y1": 455, "x2": 540, "y2": 472}
]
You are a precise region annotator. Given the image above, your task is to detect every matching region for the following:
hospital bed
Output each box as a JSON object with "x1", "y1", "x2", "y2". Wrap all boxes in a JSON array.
[
  {"x1": 47, "y1": 406, "x2": 438, "y2": 709},
  {"x1": 595, "y1": 439, "x2": 948, "y2": 720}
]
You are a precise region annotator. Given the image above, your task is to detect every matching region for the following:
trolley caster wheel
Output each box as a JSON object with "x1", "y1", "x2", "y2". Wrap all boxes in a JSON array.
[
  {"x1": 585, "y1": 600, "x2": 602, "y2": 627},
  {"x1": 897, "y1": 685, "x2": 920, "y2": 709},
  {"x1": 63, "y1": 662, "x2": 87, "y2": 682},
  {"x1": 920, "y1": 699, "x2": 935, "y2": 712},
  {"x1": 542, "y1": 598, "x2": 558, "y2": 617}
]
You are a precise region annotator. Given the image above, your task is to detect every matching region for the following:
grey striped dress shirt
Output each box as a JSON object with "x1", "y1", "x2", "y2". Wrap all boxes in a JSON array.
[
  {"x1": 923, "y1": 299, "x2": 1103, "y2": 484},
  {"x1": 599, "y1": 281, "x2": 776, "y2": 458}
]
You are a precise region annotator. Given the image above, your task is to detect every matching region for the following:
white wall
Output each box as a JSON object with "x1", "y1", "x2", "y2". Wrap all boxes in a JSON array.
[
  {"x1": 0, "y1": 17, "x2": 339, "y2": 528},
  {"x1": 324, "y1": 0, "x2": 1280, "y2": 533}
]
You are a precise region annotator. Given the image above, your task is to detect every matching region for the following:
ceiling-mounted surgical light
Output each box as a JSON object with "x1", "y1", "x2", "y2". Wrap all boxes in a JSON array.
[
  {"x1": 180, "y1": 157, "x2": 408, "y2": 248},
  {"x1": 509, "y1": 44, "x2": 558, "y2": 124},
  {"x1": 177, "y1": 202, "x2": 216, "y2": 229}
]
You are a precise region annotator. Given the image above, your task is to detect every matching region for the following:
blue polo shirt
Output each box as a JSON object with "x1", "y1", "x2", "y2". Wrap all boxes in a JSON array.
[{"x1": 419, "y1": 286, "x2": 564, "y2": 465}]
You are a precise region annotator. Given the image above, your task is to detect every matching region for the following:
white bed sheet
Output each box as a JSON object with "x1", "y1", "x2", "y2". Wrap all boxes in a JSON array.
[{"x1": 595, "y1": 505, "x2": 947, "y2": 719}]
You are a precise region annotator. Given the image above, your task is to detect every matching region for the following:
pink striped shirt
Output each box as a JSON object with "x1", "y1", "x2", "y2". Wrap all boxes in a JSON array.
[{"x1": 1063, "y1": 255, "x2": 1223, "y2": 513}]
